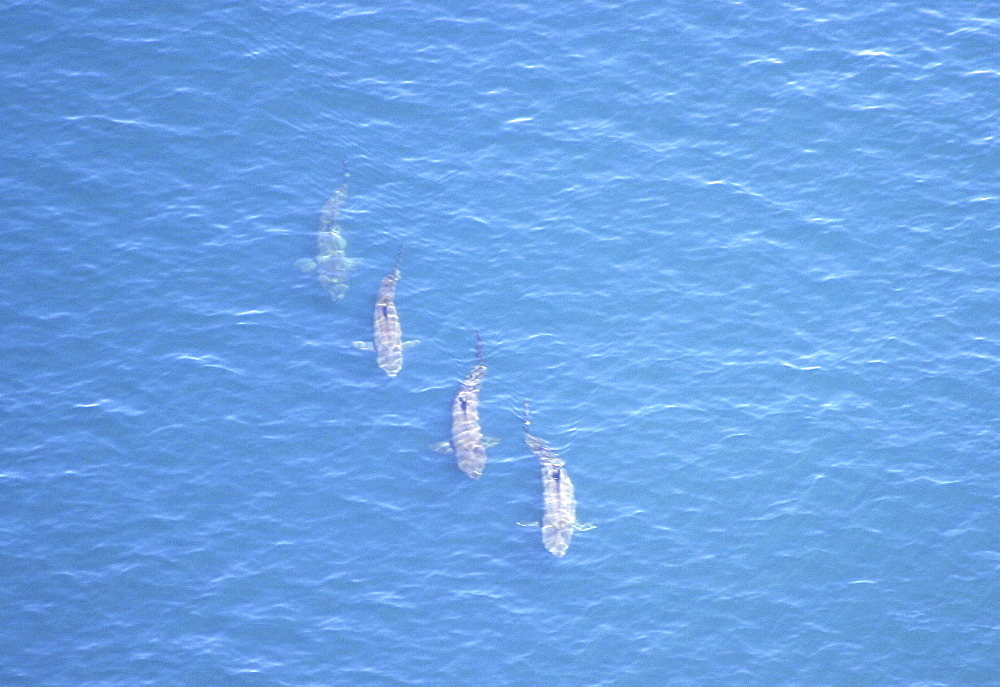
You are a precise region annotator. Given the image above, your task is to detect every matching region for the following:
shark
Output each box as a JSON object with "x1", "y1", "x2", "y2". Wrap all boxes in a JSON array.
[
  {"x1": 521, "y1": 401, "x2": 593, "y2": 557},
  {"x1": 296, "y1": 172, "x2": 356, "y2": 300},
  {"x1": 431, "y1": 331, "x2": 497, "y2": 479},
  {"x1": 352, "y1": 246, "x2": 418, "y2": 377}
]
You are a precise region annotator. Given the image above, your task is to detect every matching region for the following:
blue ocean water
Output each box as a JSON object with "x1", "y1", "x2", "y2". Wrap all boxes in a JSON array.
[{"x1": 2, "y1": 1, "x2": 998, "y2": 685}]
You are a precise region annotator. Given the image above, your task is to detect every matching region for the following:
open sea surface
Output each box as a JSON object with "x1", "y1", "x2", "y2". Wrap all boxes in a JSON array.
[{"x1": 2, "y1": 1, "x2": 998, "y2": 685}]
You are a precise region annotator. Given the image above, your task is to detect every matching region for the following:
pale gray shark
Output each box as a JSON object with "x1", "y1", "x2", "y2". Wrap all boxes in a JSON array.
[
  {"x1": 353, "y1": 246, "x2": 418, "y2": 377},
  {"x1": 521, "y1": 401, "x2": 592, "y2": 557},
  {"x1": 296, "y1": 173, "x2": 355, "y2": 300},
  {"x1": 431, "y1": 331, "x2": 497, "y2": 479}
]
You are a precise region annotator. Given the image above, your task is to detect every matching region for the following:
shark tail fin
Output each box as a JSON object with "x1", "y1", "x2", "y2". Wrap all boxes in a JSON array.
[
  {"x1": 394, "y1": 244, "x2": 404, "y2": 275},
  {"x1": 474, "y1": 330, "x2": 485, "y2": 364}
]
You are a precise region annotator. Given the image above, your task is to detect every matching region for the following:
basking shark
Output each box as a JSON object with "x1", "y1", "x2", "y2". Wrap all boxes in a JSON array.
[
  {"x1": 352, "y1": 246, "x2": 418, "y2": 377},
  {"x1": 522, "y1": 401, "x2": 591, "y2": 557},
  {"x1": 431, "y1": 331, "x2": 497, "y2": 479},
  {"x1": 296, "y1": 172, "x2": 355, "y2": 300}
]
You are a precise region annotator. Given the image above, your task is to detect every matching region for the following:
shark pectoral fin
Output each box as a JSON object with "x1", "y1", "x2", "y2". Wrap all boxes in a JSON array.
[
  {"x1": 429, "y1": 441, "x2": 453, "y2": 454},
  {"x1": 295, "y1": 258, "x2": 316, "y2": 273},
  {"x1": 516, "y1": 521, "x2": 540, "y2": 528},
  {"x1": 352, "y1": 341, "x2": 375, "y2": 351},
  {"x1": 574, "y1": 522, "x2": 596, "y2": 532},
  {"x1": 402, "y1": 339, "x2": 421, "y2": 350},
  {"x1": 482, "y1": 436, "x2": 500, "y2": 449}
]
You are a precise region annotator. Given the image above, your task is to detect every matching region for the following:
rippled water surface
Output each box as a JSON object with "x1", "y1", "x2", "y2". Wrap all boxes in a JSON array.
[{"x1": 3, "y1": 1, "x2": 998, "y2": 685}]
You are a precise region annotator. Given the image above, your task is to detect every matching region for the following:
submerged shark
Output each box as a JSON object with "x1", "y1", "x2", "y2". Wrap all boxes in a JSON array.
[
  {"x1": 296, "y1": 172, "x2": 355, "y2": 300},
  {"x1": 431, "y1": 331, "x2": 497, "y2": 479},
  {"x1": 352, "y1": 246, "x2": 418, "y2": 377},
  {"x1": 521, "y1": 401, "x2": 592, "y2": 557}
]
